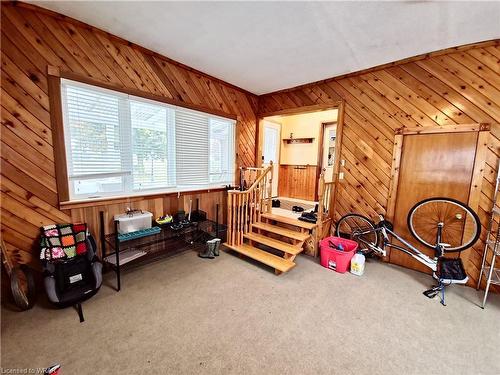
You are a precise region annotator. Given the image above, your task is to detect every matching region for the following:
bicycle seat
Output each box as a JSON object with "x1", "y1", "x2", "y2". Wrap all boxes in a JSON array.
[{"x1": 376, "y1": 219, "x2": 393, "y2": 231}]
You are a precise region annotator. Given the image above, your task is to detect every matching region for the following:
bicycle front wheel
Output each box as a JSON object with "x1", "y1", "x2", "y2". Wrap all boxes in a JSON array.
[
  {"x1": 407, "y1": 197, "x2": 480, "y2": 253},
  {"x1": 335, "y1": 214, "x2": 379, "y2": 255}
]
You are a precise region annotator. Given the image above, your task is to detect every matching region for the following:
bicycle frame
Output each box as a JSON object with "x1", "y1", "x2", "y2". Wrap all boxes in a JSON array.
[{"x1": 354, "y1": 216, "x2": 446, "y2": 272}]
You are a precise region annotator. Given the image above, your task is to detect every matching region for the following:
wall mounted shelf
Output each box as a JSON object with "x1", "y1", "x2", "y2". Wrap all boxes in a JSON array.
[{"x1": 283, "y1": 138, "x2": 314, "y2": 144}]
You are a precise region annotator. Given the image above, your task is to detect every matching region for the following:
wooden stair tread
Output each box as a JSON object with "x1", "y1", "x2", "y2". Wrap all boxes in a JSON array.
[
  {"x1": 251, "y1": 222, "x2": 310, "y2": 241},
  {"x1": 244, "y1": 232, "x2": 303, "y2": 255},
  {"x1": 261, "y1": 213, "x2": 316, "y2": 230},
  {"x1": 224, "y1": 243, "x2": 296, "y2": 272}
]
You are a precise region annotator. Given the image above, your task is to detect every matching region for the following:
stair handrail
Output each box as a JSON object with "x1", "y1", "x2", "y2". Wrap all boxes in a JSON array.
[
  {"x1": 239, "y1": 166, "x2": 267, "y2": 189},
  {"x1": 227, "y1": 162, "x2": 273, "y2": 246},
  {"x1": 318, "y1": 170, "x2": 325, "y2": 225},
  {"x1": 317, "y1": 169, "x2": 334, "y2": 223}
]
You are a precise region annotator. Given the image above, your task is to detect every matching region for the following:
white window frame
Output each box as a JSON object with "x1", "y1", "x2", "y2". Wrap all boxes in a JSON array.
[{"x1": 60, "y1": 79, "x2": 236, "y2": 202}]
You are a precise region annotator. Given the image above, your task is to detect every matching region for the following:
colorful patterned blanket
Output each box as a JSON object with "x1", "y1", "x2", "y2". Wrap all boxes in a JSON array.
[{"x1": 40, "y1": 223, "x2": 89, "y2": 261}]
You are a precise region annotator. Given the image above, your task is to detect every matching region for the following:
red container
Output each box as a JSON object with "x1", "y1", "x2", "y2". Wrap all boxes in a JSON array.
[{"x1": 319, "y1": 236, "x2": 358, "y2": 273}]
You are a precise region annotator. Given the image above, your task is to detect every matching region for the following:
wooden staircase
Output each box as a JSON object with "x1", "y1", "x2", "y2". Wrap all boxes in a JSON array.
[{"x1": 224, "y1": 163, "x2": 334, "y2": 274}]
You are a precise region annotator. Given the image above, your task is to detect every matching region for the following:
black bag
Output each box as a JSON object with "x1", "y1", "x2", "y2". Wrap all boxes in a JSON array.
[
  {"x1": 52, "y1": 256, "x2": 95, "y2": 303},
  {"x1": 436, "y1": 257, "x2": 467, "y2": 281}
]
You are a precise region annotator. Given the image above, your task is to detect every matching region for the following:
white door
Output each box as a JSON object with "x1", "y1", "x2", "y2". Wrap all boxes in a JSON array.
[
  {"x1": 322, "y1": 123, "x2": 336, "y2": 183},
  {"x1": 263, "y1": 121, "x2": 281, "y2": 197}
]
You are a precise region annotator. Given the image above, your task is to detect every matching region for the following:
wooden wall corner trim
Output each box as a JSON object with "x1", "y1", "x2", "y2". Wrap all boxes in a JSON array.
[
  {"x1": 47, "y1": 65, "x2": 61, "y2": 77},
  {"x1": 461, "y1": 130, "x2": 490, "y2": 266},
  {"x1": 47, "y1": 74, "x2": 70, "y2": 203},
  {"x1": 330, "y1": 100, "x2": 346, "y2": 220},
  {"x1": 385, "y1": 134, "x2": 404, "y2": 222},
  {"x1": 467, "y1": 131, "x2": 489, "y2": 214}
]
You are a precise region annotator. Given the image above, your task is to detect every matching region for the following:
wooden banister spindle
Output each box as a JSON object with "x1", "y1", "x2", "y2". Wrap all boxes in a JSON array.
[
  {"x1": 240, "y1": 194, "x2": 244, "y2": 244},
  {"x1": 232, "y1": 193, "x2": 236, "y2": 246},
  {"x1": 226, "y1": 164, "x2": 274, "y2": 246},
  {"x1": 267, "y1": 161, "x2": 273, "y2": 213},
  {"x1": 318, "y1": 170, "x2": 325, "y2": 224},
  {"x1": 227, "y1": 192, "x2": 232, "y2": 245},
  {"x1": 263, "y1": 175, "x2": 267, "y2": 213}
]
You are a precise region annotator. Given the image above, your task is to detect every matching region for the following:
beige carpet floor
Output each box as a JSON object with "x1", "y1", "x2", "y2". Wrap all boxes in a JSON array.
[{"x1": 2, "y1": 249, "x2": 499, "y2": 375}]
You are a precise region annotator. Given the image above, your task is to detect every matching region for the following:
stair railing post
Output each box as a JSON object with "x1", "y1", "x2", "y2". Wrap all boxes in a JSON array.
[
  {"x1": 267, "y1": 161, "x2": 273, "y2": 213},
  {"x1": 316, "y1": 170, "x2": 326, "y2": 255},
  {"x1": 318, "y1": 170, "x2": 325, "y2": 225},
  {"x1": 227, "y1": 191, "x2": 233, "y2": 246},
  {"x1": 237, "y1": 193, "x2": 241, "y2": 245},
  {"x1": 261, "y1": 166, "x2": 267, "y2": 214}
]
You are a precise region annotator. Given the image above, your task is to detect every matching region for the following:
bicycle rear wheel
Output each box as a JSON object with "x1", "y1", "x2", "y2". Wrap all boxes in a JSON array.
[
  {"x1": 407, "y1": 197, "x2": 480, "y2": 253},
  {"x1": 335, "y1": 214, "x2": 379, "y2": 255}
]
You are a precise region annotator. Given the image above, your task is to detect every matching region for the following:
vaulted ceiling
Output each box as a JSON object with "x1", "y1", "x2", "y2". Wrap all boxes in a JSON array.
[{"x1": 31, "y1": 1, "x2": 500, "y2": 94}]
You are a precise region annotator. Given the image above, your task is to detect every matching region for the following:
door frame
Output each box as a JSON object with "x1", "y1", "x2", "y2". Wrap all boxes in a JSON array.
[
  {"x1": 317, "y1": 121, "x2": 337, "y2": 186},
  {"x1": 262, "y1": 119, "x2": 282, "y2": 197},
  {"x1": 256, "y1": 101, "x2": 345, "y2": 207},
  {"x1": 385, "y1": 123, "x2": 492, "y2": 264}
]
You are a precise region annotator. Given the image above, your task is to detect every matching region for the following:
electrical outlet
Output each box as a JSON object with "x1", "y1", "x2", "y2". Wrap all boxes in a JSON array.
[
  {"x1": 340, "y1": 159, "x2": 346, "y2": 167},
  {"x1": 339, "y1": 172, "x2": 345, "y2": 180}
]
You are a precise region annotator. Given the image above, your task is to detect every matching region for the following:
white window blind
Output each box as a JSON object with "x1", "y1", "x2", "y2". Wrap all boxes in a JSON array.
[
  {"x1": 62, "y1": 82, "x2": 129, "y2": 197},
  {"x1": 210, "y1": 118, "x2": 235, "y2": 184},
  {"x1": 175, "y1": 108, "x2": 209, "y2": 187},
  {"x1": 61, "y1": 79, "x2": 235, "y2": 201},
  {"x1": 130, "y1": 99, "x2": 176, "y2": 190}
]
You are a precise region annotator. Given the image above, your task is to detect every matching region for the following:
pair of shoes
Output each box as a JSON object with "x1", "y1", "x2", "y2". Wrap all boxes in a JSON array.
[
  {"x1": 272, "y1": 199, "x2": 281, "y2": 208},
  {"x1": 292, "y1": 205, "x2": 304, "y2": 212},
  {"x1": 298, "y1": 211, "x2": 317, "y2": 223},
  {"x1": 198, "y1": 238, "x2": 221, "y2": 259}
]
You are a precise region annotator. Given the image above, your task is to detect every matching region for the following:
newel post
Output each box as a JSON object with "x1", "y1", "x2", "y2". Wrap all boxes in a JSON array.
[
  {"x1": 267, "y1": 161, "x2": 273, "y2": 213},
  {"x1": 317, "y1": 169, "x2": 325, "y2": 224}
]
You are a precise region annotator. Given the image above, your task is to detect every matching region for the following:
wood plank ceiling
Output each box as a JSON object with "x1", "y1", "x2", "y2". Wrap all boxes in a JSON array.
[
  {"x1": 0, "y1": 2, "x2": 258, "y2": 268},
  {"x1": 258, "y1": 40, "x2": 500, "y2": 288}
]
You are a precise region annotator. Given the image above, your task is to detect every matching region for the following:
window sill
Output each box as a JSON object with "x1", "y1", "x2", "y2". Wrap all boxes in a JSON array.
[{"x1": 59, "y1": 187, "x2": 229, "y2": 210}]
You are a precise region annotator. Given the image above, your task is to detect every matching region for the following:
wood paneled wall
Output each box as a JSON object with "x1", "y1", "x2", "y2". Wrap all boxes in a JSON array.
[
  {"x1": 69, "y1": 190, "x2": 227, "y2": 241},
  {"x1": 278, "y1": 165, "x2": 317, "y2": 201},
  {"x1": 1, "y1": 0, "x2": 499, "y2": 292},
  {"x1": 259, "y1": 40, "x2": 500, "y2": 288},
  {"x1": 0, "y1": 2, "x2": 257, "y2": 268}
]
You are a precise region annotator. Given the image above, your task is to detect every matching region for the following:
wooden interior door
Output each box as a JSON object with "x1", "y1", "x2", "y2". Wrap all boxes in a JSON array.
[
  {"x1": 262, "y1": 121, "x2": 281, "y2": 197},
  {"x1": 389, "y1": 132, "x2": 478, "y2": 273},
  {"x1": 321, "y1": 123, "x2": 336, "y2": 183}
]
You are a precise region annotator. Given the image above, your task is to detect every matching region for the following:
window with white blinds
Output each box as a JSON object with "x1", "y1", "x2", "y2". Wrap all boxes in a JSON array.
[{"x1": 61, "y1": 79, "x2": 236, "y2": 201}]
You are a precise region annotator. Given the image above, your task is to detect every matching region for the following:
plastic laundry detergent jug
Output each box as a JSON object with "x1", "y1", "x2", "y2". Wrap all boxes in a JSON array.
[{"x1": 350, "y1": 251, "x2": 365, "y2": 276}]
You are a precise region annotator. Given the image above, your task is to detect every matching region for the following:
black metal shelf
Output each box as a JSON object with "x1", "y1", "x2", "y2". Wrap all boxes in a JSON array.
[{"x1": 100, "y1": 211, "x2": 226, "y2": 291}]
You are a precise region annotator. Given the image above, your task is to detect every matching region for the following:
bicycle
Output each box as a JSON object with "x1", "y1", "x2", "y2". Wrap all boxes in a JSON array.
[{"x1": 335, "y1": 197, "x2": 481, "y2": 305}]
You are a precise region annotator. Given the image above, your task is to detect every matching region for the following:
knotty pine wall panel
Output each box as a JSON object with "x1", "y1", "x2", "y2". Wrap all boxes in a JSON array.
[
  {"x1": 0, "y1": 2, "x2": 257, "y2": 268},
  {"x1": 258, "y1": 41, "x2": 500, "y2": 288}
]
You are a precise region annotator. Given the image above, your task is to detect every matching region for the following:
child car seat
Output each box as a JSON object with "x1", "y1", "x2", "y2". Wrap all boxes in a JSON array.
[{"x1": 42, "y1": 231, "x2": 102, "y2": 322}]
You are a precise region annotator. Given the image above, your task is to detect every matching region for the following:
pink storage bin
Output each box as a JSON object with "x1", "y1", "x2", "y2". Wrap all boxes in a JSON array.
[{"x1": 319, "y1": 236, "x2": 358, "y2": 273}]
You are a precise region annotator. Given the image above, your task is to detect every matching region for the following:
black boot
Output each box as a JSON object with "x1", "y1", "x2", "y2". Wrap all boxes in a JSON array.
[
  {"x1": 198, "y1": 240, "x2": 215, "y2": 259},
  {"x1": 212, "y1": 238, "x2": 221, "y2": 256}
]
